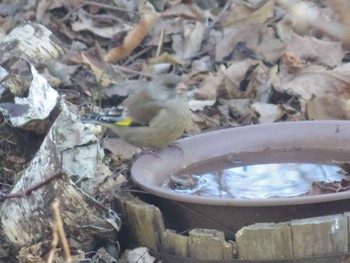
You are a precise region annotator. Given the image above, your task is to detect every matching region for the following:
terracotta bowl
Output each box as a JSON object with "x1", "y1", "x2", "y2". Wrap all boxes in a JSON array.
[{"x1": 131, "y1": 121, "x2": 350, "y2": 238}]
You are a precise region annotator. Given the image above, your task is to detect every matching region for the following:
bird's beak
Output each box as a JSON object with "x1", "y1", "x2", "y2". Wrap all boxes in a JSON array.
[{"x1": 175, "y1": 82, "x2": 188, "y2": 95}]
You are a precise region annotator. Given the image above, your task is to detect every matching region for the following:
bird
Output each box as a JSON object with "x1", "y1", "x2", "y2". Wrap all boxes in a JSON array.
[{"x1": 83, "y1": 74, "x2": 190, "y2": 149}]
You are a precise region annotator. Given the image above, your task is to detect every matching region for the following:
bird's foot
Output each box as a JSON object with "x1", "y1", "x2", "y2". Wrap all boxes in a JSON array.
[{"x1": 135, "y1": 148, "x2": 161, "y2": 159}]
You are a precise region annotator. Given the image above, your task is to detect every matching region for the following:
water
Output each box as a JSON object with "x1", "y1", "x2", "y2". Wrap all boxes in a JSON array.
[{"x1": 162, "y1": 163, "x2": 344, "y2": 199}]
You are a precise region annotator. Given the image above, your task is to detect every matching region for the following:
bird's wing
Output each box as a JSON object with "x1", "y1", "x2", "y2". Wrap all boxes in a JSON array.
[{"x1": 121, "y1": 88, "x2": 165, "y2": 125}]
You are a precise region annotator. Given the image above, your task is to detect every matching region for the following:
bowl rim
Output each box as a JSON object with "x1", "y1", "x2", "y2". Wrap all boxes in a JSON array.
[{"x1": 131, "y1": 120, "x2": 350, "y2": 206}]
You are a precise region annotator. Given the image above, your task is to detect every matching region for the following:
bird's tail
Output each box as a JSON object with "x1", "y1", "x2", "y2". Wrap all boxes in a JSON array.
[{"x1": 81, "y1": 113, "x2": 132, "y2": 127}]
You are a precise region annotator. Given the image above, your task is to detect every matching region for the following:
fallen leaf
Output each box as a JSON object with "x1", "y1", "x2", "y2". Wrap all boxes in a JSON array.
[
  {"x1": 306, "y1": 180, "x2": 350, "y2": 196},
  {"x1": 81, "y1": 51, "x2": 113, "y2": 87},
  {"x1": 193, "y1": 72, "x2": 222, "y2": 100},
  {"x1": 218, "y1": 60, "x2": 269, "y2": 100},
  {"x1": 251, "y1": 102, "x2": 284, "y2": 123},
  {"x1": 173, "y1": 21, "x2": 205, "y2": 60},
  {"x1": 215, "y1": 24, "x2": 260, "y2": 61},
  {"x1": 280, "y1": 63, "x2": 350, "y2": 107},
  {"x1": 188, "y1": 99, "x2": 216, "y2": 111},
  {"x1": 17, "y1": 242, "x2": 45, "y2": 263},
  {"x1": 162, "y1": 3, "x2": 203, "y2": 20},
  {"x1": 285, "y1": 32, "x2": 344, "y2": 67},
  {"x1": 218, "y1": 98, "x2": 252, "y2": 119},
  {"x1": 103, "y1": 137, "x2": 137, "y2": 161},
  {"x1": 191, "y1": 56, "x2": 212, "y2": 74},
  {"x1": 305, "y1": 94, "x2": 350, "y2": 120},
  {"x1": 125, "y1": 247, "x2": 155, "y2": 263},
  {"x1": 222, "y1": 1, "x2": 274, "y2": 27},
  {"x1": 248, "y1": 25, "x2": 285, "y2": 63},
  {"x1": 104, "y1": 2, "x2": 159, "y2": 63},
  {"x1": 148, "y1": 52, "x2": 184, "y2": 65},
  {"x1": 71, "y1": 9, "x2": 133, "y2": 39},
  {"x1": 191, "y1": 111, "x2": 221, "y2": 130}
]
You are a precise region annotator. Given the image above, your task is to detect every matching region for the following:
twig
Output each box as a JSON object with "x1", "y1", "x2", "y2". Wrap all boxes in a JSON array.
[
  {"x1": 0, "y1": 172, "x2": 65, "y2": 200},
  {"x1": 207, "y1": 0, "x2": 233, "y2": 30},
  {"x1": 111, "y1": 64, "x2": 154, "y2": 78},
  {"x1": 52, "y1": 201, "x2": 72, "y2": 263},
  {"x1": 0, "y1": 182, "x2": 12, "y2": 187},
  {"x1": 47, "y1": 223, "x2": 59, "y2": 263},
  {"x1": 123, "y1": 45, "x2": 154, "y2": 65}
]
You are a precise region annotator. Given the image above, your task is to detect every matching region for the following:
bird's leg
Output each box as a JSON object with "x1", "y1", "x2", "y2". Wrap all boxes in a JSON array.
[
  {"x1": 168, "y1": 142, "x2": 185, "y2": 160},
  {"x1": 136, "y1": 147, "x2": 162, "y2": 159}
]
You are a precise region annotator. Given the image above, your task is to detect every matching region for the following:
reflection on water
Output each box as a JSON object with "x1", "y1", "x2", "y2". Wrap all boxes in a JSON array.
[{"x1": 162, "y1": 163, "x2": 343, "y2": 199}]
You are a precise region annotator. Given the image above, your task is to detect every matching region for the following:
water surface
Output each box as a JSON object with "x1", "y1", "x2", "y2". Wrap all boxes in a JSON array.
[{"x1": 163, "y1": 163, "x2": 343, "y2": 199}]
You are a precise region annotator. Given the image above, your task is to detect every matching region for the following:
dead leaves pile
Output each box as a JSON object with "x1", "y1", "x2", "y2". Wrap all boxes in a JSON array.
[{"x1": 1, "y1": 0, "x2": 350, "y2": 131}]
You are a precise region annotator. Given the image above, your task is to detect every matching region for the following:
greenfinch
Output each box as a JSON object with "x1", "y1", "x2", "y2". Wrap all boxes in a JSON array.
[{"x1": 83, "y1": 74, "x2": 190, "y2": 148}]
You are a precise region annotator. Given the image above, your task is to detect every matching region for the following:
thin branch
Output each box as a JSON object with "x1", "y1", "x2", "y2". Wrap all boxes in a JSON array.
[
  {"x1": 0, "y1": 172, "x2": 65, "y2": 200},
  {"x1": 52, "y1": 201, "x2": 72, "y2": 263}
]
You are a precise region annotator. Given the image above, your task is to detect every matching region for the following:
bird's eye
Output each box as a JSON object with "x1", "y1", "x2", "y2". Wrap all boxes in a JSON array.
[{"x1": 163, "y1": 81, "x2": 176, "y2": 89}]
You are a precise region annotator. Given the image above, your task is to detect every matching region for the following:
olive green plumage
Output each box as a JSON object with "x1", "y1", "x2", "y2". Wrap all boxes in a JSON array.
[{"x1": 84, "y1": 74, "x2": 190, "y2": 148}]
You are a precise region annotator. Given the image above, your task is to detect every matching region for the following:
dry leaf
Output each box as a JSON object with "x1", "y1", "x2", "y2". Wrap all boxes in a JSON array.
[
  {"x1": 330, "y1": 0, "x2": 350, "y2": 28},
  {"x1": 191, "y1": 111, "x2": 221, "y2": 130},
  {"x1": 162, "y1": 3, "x2": 202, "y2": 20},
  {"x1": 251, "y1": 102, "x2": 284, "y2": 123},
  {"x1": 172, "y1": 21, "x2": 205, "y2": 60},
  {"x1": 215, "y1": 24, "x2": 260, "y2": 61},
  {"x1": 148, "y1": 52, "x2": 184, "y2": 65},
  {"x1": 221, "y1": 3, "x2": 253, "y2": 26},
  {"x1": 306, "y1": 180, "x2": 350, "y2": 196},
  {"x1": 81, "y1": 52, "x2": 112, "y2": 87},
  {"x1": 248, "y1": 25, "x2": 285, "y2": 63},
  {"x1": 103, "y1": 137, "x2": 137, "y2": 161},
  {"x1": 72, "y1": 9, "x2": 133, "y2": 39},
  {"x1": 125, "y1": 247, "x2": 155, "y2": 263},
  {"x1": 285, "y1": 32, "x2": 344, "y2": 67},
  {"x1": 188, "y1": 99, "x2": 216, "y2": 111},
  {"x1": 280, "y1": 63, "x2": 350, "y2": 107},
  {"x1": 222, "y1": 0, "x2": 274, "y2": 27},
  {"x1": 277, "y1": 0, "x2": 323, "y2": 35},
  {"x1": 191, "y1": 56, "x2": 212, "y2": 74},
  {"x1": 104, "y1": 2, "x2": 159, "y2": 63},
  {"x1": 193, "y1": 72, "x2": 222, "y2": 100},
  {"x1": 17, "y1": 242, "x2": 45, "y2": 263},
  {"x1": 278, "y1": 0, "x2": 350, "y2": 48},
  {"x1": 305, "y1": 94, "x2": 350, "y2": 120},
  {"x1": 186, "y1": 112, "x2": 202, "y2": 135},
  {"x1": 218, "y1": 60, "x2": 267, "y2": 100},
  {"x1": 218, "y1": 98, "x2": 253, "y2": 126},
  {"x1": 0, "y1": 16, "x2": 12, "y2": 33},
  {"x1": 95, "y1": 166, "x2": 124, "y2": 194},
  {"x1": 280, "y1": 51, "x2": 305, "y2": 79},
  {"x1": 219, "y1": 98, "x2": 252, "y2": 119}
]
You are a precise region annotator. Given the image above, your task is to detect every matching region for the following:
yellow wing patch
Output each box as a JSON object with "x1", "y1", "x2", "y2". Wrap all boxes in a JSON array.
[{"x1": 115, "y1": 117, "x2": 133, "y2": 126}]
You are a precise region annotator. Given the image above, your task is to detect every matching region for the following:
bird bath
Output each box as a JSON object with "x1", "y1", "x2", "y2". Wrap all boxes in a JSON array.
[{"x1": 131, "y1": 121, "x2": 350, "y2": 239}]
